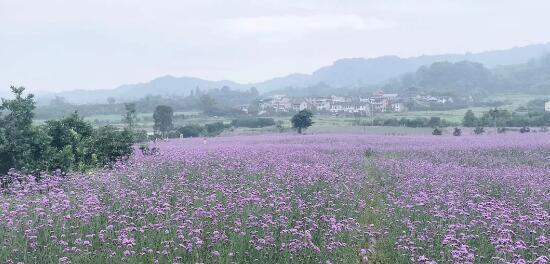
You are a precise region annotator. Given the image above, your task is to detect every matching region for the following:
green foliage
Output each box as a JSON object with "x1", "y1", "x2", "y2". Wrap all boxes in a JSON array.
[
  {"x1": 0, "y1": 86, "x2": 36, "y2": 172},
  {"x1": 291, "y1": 110, "x2": 314, "y2": 134},
  {"x1": 466, "y1": 108, "x2": 550, "y2": 128},
  {"x1": 90, "y1": 126, "x2": 134, "y2": 165},
  {"x1": 133, "y1": 129, "x2": 149, "y2": 143},
  {"x1": 453, "y1": 127, "x2": 462, "y2": 136},
  {"x1": 231, "y1": 117, "x2": 275, "y2": 128},
  {"x1": 386, "y1": 61, "x2": 494, "y2": 96},
  {"x1": 123, "y1": 103, "x2": 138, "y2": 130},
  {"x1": 176, "y1": 124, "x2": 204, "y2": 138},
  {"x1": 474, "y1": 126, "x2": 485, "y2": 135},
  {"x1": 463, "y1": 110, "x2": 478, "y2": 127},
  {"x1": 427, "y1": 117, "x2": 441, "y2": 128},
  {"x1": 519, "y1": 126, "x2": 531, "y2": 133},
  {"x1": 139, "y1": 144, "x2": 159, "y2": 156},
  {"x1": 153, "y1": 105, "x2": 173, "y2": 137},
  {"x1": 172, "y1": 122, "x2": 229, "y2": 138},
  {"x1": 386, "y1": 56, "x2": 550, "y2": 96},
  {"x1": 370, "y1": 117, "x2": 457, "y2": 128},
  {"x1": 494, "y1": 55, "x2": 550, "y2": 93},
  {"x1": 205, "y1": 122, "x2": 226, "y2": 136},
  {"x1": 432, "y1": 127, "x2": 443, "y2": 135},
  {"x1": 0, "y1": 87, "x2": 134, "y2": 176},
  {"x1": 199, "y1": 94, "x2": 217, "y2": 114}
]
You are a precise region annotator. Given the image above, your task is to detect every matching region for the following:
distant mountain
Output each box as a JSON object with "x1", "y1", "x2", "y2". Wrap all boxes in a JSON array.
[
  {"x1": 38, "y1": 75, "x2": 246, "y2": 104},
  {"x1": 383, "y1": 54, "x2": 550, "y2": 96},
  {"x1": 258, "y1": 43, "x2": 550, "y2": 90},
  {"x1": 39, "y1": 43, "x2": 550, "y2": 104}
]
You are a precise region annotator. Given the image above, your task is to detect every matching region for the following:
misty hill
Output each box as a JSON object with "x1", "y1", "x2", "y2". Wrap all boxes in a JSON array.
[
  {"x1": 383, "y1": 55, "x2": 550, "y2": 95},
  {"x1": 41, "y1": 43, "x2": 550, "y2": 104},
  {"x1": 494, "y1": 54, "x2": 550, "y2": 93},
  {"x1": 257, "y1": 43, "x2": 550, "y2": 91},
  {"x1": 39, "y1": 75, "x2": 246, "y2": 105}
]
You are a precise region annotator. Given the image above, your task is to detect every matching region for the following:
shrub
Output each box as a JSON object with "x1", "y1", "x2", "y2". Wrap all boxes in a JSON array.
[
  {"x1": 205, "y1": 122, "x2": 226, "y2": 136},
  {"x1": 474, "y1": 126, "x2": 485, "y2": 135},
  {"x1": 1, "y1": 88, "x2": 136, "y2": 181},
  {"x1": 133, "y1": 130, "x2": 149, "y2": 143},
  {"x1": 176, "y1": 125, "x2": 204, "y2": 138},
  {"x1": 89, "y1": 126, "x2": 134, "y2": 165},
  {"x1": 453, "y1": 127, "x2": 462, "y2": 136},
  {"x1": 432, "y1": 128, "x2": 443, "y2": 135},
  {"x1": 520, "y1": 126, "x2": 531, "y2": 133},
  {"x1": 139, "y1": 144, "x2": 159, "y2": 156}
]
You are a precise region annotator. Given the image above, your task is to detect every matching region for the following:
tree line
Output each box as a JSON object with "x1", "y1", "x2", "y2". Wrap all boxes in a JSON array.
[
  {"x1": 463, "y1": 108, "x2": 550, "y2": 128},
  {"x1": 35, "y1": 87, "x2": 259, "y2": 120}
]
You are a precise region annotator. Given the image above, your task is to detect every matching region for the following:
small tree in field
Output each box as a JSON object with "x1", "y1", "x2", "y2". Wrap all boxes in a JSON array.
[
  {"x1": 291, "y1": 110, "x2": 313, "y2": 134},
  {"x1": 123, "y1": 103, "x2": 137, "y2": 131},
  {"x1": 153, "y1": 105, "x2": 173, "y2": 137},
  {"x1": 463, "y1": 110, "x2": 477, "y2": 127}
]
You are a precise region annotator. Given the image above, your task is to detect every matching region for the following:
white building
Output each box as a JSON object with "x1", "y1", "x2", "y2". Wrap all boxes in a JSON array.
[
  {"x1": 307, "y1": 97, "x2": 331, "y2": 111},
  {"x1": 545, "y1": 101, "x2": 550, "y2": 112},
  {"x1": 291, "y1": 100, "x2": 308, "y2": 111},
  {"x1": 237, "y1": 105, "x2": 249, "y2": 113}
]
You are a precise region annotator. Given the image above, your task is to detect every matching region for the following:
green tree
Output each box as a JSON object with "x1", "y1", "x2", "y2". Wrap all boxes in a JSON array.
[
  {"x1": 199, "y1": 95, "x2": 217, "y2": 115},
  {"x1": 123, "y1": 103, "x2": 138, "y2": 131},
  {"x1": 0, "y1": 86, "x2": 36, "y2": 172},
  {"x1": 153, "y1": 105, "x2": 173, "y2": 137},
  {"x1": 428, "y1": 117, "x2": 441, "y2": 128},
  {"x1": 488, "y1": 108, "x2": 499, "y2": 127},
  {"x1": 45, "y1": 112, "x2": 94, "y2": 170},
  {"x1": 291, "y1": 110, "x2": 314, "y2": 134},
  {"x1": 463, "y1": 110, "x2": 477, "y2": 127},
  {"x1": 90, "y1": 126, "x2": 134, "y2": 164}
]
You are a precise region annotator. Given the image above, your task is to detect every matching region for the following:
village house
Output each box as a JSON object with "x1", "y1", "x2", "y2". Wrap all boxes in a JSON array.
[
  {"x1": 306, "y1": 97, "x2": 331, "y2": 111},
  {"x1": 545, "y1": 101, "x2": 550, "y2": 112},
  {"x1": 291, "y1": 99, "x2": 308, "y2": 111},
  {"x1": 237, "y1": 105, "x2": 249, "y2": 114},
  {"x1": 256, "y1": 92, "x2": 404, "y2": 114}
]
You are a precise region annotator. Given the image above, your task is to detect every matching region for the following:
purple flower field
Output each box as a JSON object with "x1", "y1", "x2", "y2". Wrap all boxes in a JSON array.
[{"x1": 1, "y1": 133, "x2": 549, "y2": 263}]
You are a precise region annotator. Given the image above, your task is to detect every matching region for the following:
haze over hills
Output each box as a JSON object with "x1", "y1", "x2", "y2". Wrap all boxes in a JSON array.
[{"x1": 40, "y1": 43, "x2": 550, "y2": 104}]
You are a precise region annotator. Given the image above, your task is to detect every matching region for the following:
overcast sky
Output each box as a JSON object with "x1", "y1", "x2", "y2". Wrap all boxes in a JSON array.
[{"x1": 2, "y1": 0, "x2": 550, "y2": 93}]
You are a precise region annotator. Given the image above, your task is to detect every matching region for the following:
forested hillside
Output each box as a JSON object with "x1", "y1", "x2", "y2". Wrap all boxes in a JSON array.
[{"x1": 383, "y1": 55, "x2": 550, "y2": 95}]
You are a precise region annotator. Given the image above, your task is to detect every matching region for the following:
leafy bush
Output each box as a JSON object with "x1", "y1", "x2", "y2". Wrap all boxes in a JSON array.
[
  {"x1": 133, "y1": 130, "x2": 149, "y2": 143},
  {"x1": 176, "y1": 125, "x2": 204, "y2": 138},
  {"x1": 90, "y1": 126, "x2": 134, "y2": 165},
  {"x1": 453, "y1": 127, "x2": 462, "y2": 136},
  {"x1": 205, "y1": 122, "x2": 226, "y2": 136},
  {"x1": 139, "y1": 144, "x2": 159, "y2": 156},
  {"x1": 432, "y1": 128, "x2": 443, "y2": 135},
  {"x1": 0, "y1": 87, "x2": 134, "y2": 177},
  {"x1": 474, "y1": 126, "x2": 485, "y2": 135},
  {"x1": 520, "y1": 126, "x2": 531, "y2": 133}
]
